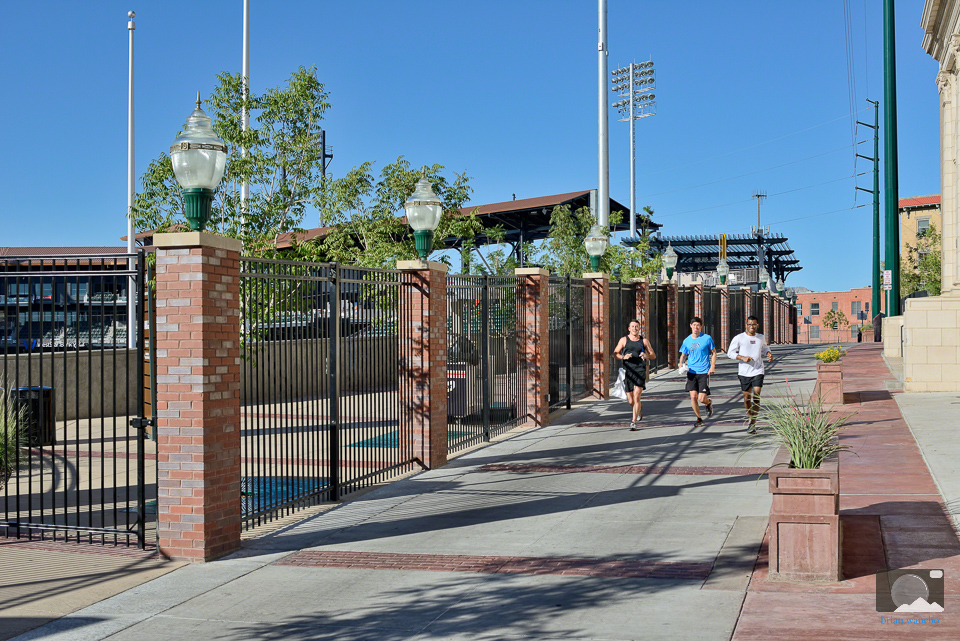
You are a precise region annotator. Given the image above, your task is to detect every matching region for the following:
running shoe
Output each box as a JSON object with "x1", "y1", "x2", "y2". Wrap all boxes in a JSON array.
[
  {"x1": 694, "y1": 418, "x2": 704, "y2": 427},
  {"x1": 748, "y1": 421, "x2": 758, "y2": 434},
  {"x1": 629, "y1": 422, "x2": 636, "y2": 430},
  {"x1": 706, "y1": 402, "x2": 713, "y2": 418}
]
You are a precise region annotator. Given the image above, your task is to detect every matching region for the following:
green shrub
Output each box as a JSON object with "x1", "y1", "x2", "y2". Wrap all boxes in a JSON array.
[{"x1": 0, "y1": 393, "x2": 26, "y2": 489}]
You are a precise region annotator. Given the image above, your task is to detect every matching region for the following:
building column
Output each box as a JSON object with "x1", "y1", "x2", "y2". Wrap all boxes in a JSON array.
[
  {"x1": 516, "y1": 268, "x2": 550, "y2": 425},
  {"x1": 398, "y1": 260, "x2": 449, "y2": 469},
  {"x1": 718, "y1": 285, "x2": 730, "y2": 351},
  {"x1": 937, "y1": 67, "x2": 957, "y2": 294},
  {"x1": 666, "y1": 281, "x2": 679, "y2": 368},
  {"x1": 585, "y1": 272, "x2": 610, "y2": 398},
  {"x1": 154, "y1": 232, "x2": 242, "y2": 562}
]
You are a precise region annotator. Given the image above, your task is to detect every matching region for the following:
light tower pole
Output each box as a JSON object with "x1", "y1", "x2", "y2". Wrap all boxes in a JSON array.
[
  {"x1": 612, "y1": 60, "x2": 657, "y2": 240},
  {"x1": 598, "y1": 0, "x2": 609, "y2": 228},
  {"x1": 751, "y1": 190, "x2": 768, "y2": 285}
]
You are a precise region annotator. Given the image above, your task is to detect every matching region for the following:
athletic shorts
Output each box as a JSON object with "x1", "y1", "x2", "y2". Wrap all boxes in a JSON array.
[
  {"x1": 738, "y1": 374, "x2": 765, "y2": 392},
  {"x1": 685, "y1": 372, "x2": 710, "y2": 394}
]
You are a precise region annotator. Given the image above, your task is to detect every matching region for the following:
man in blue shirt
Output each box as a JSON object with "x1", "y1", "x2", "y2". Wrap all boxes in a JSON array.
[{"x1": 679, "y1": 316, "x2": 717, "y2": 427}]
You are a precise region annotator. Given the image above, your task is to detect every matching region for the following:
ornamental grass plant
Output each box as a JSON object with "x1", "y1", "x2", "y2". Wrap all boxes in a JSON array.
[
  {"x1": 0, "y1": 387, "x2": 26, "y2": 489},
  {"x1": 757, "y1": 387, "x2": 850, "y2": 469}
]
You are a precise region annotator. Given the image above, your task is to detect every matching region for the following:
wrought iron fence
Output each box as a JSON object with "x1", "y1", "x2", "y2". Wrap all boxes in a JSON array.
[
  {"x1": 445, "y1": 274, "x2": 527, "y2": 453},
  {"x1": 702, "y1": 287, "x2": 721, "y2": 341},
  {"x1": 729, "y1": 291, "x2": 745, "y2": 343},
  {"x1": 608, "y1": 281, "x2": 638, "y2": 376},
  {"x1": 646, "y1": 284, "x2": 669, "y2": 374},
  {"x1": 677, "y1": 286, "x2": 695, "y2": 332},
  {"x1": 750, "y1": 292, "x2": 766, "y2": 334},
  {"x1": 239, "y1": 258, "x2": 410, "y2": 530},
  {"x1": 548, "y1": 276, "x2": 570, "y2": 409},
  {"x1": 0, "y1": 253, "x2": 150, "y2": 547}
]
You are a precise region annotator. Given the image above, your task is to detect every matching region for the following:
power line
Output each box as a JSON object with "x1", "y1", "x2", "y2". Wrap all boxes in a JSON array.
[
  {"x1": 643, "y1": 143, "x2": 855, "y2": 198},
  {"x1": 638, "y1": 107, "x2": 871, "y2": 178},
  {"x1": 727, "y1": 203, "x2": 868, "y2": 233}
]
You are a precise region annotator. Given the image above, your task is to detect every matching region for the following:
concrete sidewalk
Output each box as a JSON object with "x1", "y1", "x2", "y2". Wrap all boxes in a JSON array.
[{"x1": 5, "y1": 343, "x2": 959, "y2": 640}]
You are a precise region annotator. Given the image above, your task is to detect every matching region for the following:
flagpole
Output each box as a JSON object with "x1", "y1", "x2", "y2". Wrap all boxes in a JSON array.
[{"x1": 127, "y1": 10, "x2": 136, "y2": 348}]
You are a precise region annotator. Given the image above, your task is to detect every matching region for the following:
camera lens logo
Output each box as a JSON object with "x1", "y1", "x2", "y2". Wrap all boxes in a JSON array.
[{"x1": 876, "y1": 569, "x2": 945, "y2": 613}]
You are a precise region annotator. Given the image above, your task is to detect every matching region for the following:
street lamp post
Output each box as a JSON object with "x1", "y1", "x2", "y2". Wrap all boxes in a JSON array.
[
  {"x1": 663, "y1": 242, "x2": 678, "y2": 281},
  {"x1": 759, "y1": 266, "x2": 770, "y2": 291},
  {"x1": 716, "y1": 258, "x2": 729, "y2": 286},
  {"x1": 404, "y1": 170, "x2": 443, "y2": 260},
  {"x1": 776, "y1": 278, "x2": 785, "y2": 298},
  {"x1": 584, "y1": 224, "x2": 609, "y2": 272},
  {"x1": 170, "y1": 95, "x2": 228, "y2": 232}
]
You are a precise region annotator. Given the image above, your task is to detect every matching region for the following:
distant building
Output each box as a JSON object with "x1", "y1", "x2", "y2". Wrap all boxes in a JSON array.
[
  {"x1": 795, "y1": 287, "x2": 877, "y2": 344},
  {"x1": 899, "y1": 195, "x2": 941, "y2": 265}
]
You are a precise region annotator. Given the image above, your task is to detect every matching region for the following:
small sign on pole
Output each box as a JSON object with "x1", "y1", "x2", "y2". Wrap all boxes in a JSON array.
[{"x1": 882, "y1": 269, "x2": 892, "y2": 291}]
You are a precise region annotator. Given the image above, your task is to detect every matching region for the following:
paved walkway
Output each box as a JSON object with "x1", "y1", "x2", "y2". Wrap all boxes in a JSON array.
[{"x1": 3, "y1": 343, "x2": 959, "y2": 640}]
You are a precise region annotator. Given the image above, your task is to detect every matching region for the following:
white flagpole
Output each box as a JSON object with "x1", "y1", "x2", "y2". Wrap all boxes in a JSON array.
[
  {"x1": 127, "y1": 10, "x2": 137, "y2": 349},
  {"x1": 241, "y1": 0, "x2": 249, "y2": 236}
]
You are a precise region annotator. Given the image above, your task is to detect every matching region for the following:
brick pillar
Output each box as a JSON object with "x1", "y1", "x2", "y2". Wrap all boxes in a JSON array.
[
  {"x1": 666, "y1": 281, "x2": 678, "y2": 368},
  {"x1": 516, "y1": 268, "x2": 549, "y2": 426},
  {"x1": 398, "y1": 260, "x2": 448, "y2": 469},
  {"x1": 693, "y1": 283, "x2": 703, "y2": 320},
  {"x1": 763, "y1": 292, "x2": 772, "y2": 343},
  {"x1": 718, "y1": 285, "x2": 730, "y2": 351},
  {"x1": 585, "y1": 272, "x2": 610, "y2": 398},
  {"x1": 154, "y1": 232, "x2": 242, "y2": 562},
  {"x1": 633, "y1": 278, "x2": 649, "y2": 339}
]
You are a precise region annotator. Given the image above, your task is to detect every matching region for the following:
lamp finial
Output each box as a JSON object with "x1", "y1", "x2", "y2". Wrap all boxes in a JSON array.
[{"x1": 196, "y1": 91, "x2": 202, "y2": 110}]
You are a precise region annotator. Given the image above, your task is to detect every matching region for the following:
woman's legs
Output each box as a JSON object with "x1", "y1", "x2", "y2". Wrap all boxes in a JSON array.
[{"x1": 631, "y1": 387, "x2": 643, "y2": 421}]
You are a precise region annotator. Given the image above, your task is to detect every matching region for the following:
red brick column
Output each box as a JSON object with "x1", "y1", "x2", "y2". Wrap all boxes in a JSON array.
[
  {"x1": 762, "y1": 292, "x2": 773, "y2": 343},
  {"x1": 718, "y1": 285, "x2": 730, "y2": 351},
  {"x1": 516, "y1": 268, "x2": 549, "y2": 426},
  {"x1": 398, "y1": 260, "x2": 448, "y2": 469},
  {"x1": 666, "y1": 281, "x2": 678, "y2": 368},
  {"x1": 154, "y1": 232, "x2": 242, "y2": 562},
  {"x1": 585, "y1": 272, "x2": 610, "y2": 398},
  {"x1": 633, "y1": 278, "x2": 649, "y2": 339},
  {"x1": 693, "y1": 283, "x2": 703, "y2": 320}
]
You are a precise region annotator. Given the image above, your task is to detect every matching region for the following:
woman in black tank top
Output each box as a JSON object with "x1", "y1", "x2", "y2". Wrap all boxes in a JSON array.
[{"x1": 613, "y1": 320, "x2": 657, "y2": 430}]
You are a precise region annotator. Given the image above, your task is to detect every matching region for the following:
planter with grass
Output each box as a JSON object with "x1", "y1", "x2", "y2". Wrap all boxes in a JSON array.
[
  {"x1": 814, "y1": 346, "x2": 845, "y2": 405},
  {"x1": 759, "y1": 391, "x2": 849, "y2": 582}
]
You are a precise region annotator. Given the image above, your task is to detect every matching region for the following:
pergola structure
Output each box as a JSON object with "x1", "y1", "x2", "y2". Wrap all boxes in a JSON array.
[
  {"x1": 637, "y1": 233, "x2": 802, "y2": 283},
  {"x1": 448, "y1": 190, "x2": 661, "y2": 264}
]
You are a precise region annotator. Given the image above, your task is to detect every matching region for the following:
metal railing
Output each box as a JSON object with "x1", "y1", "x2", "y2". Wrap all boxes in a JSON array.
[{"x1": 0, "y1": 253, "x2": 149, "y2": 547}]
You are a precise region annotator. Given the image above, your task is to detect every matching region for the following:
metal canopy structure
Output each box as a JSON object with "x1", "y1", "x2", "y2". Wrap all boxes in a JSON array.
[
  {"x1": 641, "y1": 233, "x2": 802, "y2": 282},
  {"x1": 445, "y1": 190, "x2": 661, "y2": 250}
]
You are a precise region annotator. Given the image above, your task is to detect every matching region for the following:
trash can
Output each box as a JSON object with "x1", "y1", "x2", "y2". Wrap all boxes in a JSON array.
[{"x1": 8, "y1": 387, "x2": 55, "y2": 447}]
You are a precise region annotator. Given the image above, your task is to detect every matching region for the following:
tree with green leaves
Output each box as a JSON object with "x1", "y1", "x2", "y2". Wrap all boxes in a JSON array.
[
  {"x1": 131, "y1": 67, "x2": 481, "y2": 267},
  {"x1": 534, "y1": 204, "x2": 659, "y2": 279},
  {"x1": 820, "y1": 308, "x2": 848, "y2": 345},
  {"x1": 900, "y1": 221, "x2": 942, "y2": 298}
]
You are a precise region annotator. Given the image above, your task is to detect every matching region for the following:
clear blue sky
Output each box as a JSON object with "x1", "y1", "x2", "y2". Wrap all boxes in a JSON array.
[{"x1": 0, "y1": 1, "x2": 940, "y2": 292}]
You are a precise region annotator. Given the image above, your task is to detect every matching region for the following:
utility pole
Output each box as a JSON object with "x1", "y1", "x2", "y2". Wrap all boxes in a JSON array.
[
  {"x1": 856, "y1": 99, "x2": 881, "y2": 319},
  {"x1": 883, "y1": 0, "x2": 901, "y2": 316},
  {"x1": 319, "y1": 129, "x2": 333, "y2": 226}
]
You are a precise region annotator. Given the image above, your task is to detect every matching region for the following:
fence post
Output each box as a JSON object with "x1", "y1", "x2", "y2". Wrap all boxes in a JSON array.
[
  {"x1": 718, "y1": 285, "x2": 730, "y2": 351},
  {"x1": 153, "y1": 232, "x2": 242, "y2": 562},
  {"x1": 516, "y1": 268, "x2": 550, "y2": 426},
  {"x1": 584, "y1": 271, "x2": 610, "y2": 398},
  {"x1": 666, "y1": 281, "x2": 679, "y2": 369},
  {"x1": 398, "y1": 259, "x2": 449, "y2": 469}
]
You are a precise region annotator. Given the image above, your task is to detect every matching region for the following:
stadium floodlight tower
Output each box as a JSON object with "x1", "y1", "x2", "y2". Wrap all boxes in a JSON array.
[{"x1": 611, "y1": 60, "x2": 657, "y2": 241}]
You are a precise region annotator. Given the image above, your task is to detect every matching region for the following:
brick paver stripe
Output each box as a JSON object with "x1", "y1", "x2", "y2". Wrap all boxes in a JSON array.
[{"x1": 276, "y1": 550, "x2": 713, "y2": 580}]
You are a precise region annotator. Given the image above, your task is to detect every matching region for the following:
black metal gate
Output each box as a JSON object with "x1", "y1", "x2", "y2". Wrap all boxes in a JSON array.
[
  {"x1": 729, "y1": 291, "x2": 745, "y2": 344},
  {"x1": 677, "y1": 286, "x2": 695, "y2": 333},
  {"x1": 608, "y1": 281, "x2": 638, "y2": 376},
  {"x1": 750, "y1": 292, "x2": 766, "y2": 334},
  {"x1": 239, "y1": 259, "x2": 412, "y2": 530},
  {"x1": 0, "y1": 253, "x2": 150, "y2": 547},
  {"x1": 647, "y1": 284, "x2": 668, "y2": 374}
]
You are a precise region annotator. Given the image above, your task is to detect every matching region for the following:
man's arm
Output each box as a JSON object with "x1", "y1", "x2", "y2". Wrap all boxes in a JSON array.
[
  {"x1": 727, "y1": 335, "x2": 743, "y2": 361},
  {"x1": 708, "y1": 347, "x2": 717, "y2": 374}
]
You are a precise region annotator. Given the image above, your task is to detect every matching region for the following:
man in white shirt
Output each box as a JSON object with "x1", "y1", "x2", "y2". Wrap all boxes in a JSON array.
[{"x1": 727, "y1": 315, "x2": 773, "y2": 433}]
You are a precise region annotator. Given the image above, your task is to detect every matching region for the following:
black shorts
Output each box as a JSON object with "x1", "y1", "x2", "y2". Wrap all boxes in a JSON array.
[
  {"x1": 623, "y1": 368, "x2": 646, "y2": 392},
  {"x1": 685, "y1": 372, "x2": 710, "y2": 394},
  {"x1": 738, "y1": 374, "x2": 765, "y2": 392}
]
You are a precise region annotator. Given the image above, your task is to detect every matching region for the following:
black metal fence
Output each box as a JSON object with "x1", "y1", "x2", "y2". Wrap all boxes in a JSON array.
[
  {"x1": 445, "y1": 274, "x2": 527, "y2": 454},
  {"x1": 647, "y1": 284, "x2": 669, "y2": 374},
  {"x1": 750, "y1": 292, "x2": 766, "y2": 334},
  {"x1": 239, "y1": 259, "x2": 410, "y2": 530},
  {"x1": 608, "y1": 281, "x2": 638, "y2": 376},
  {"x1": 1, "y1": 253, "x2": 150, "y2": 547},
  {"x1": 729, "y1": 291, "x2": 745, "y2": 344},
  {"x1": 677, "y1": 286, "x2": 695, "y2": 332},
  {"x1": 702, "y1": 287, "x2": 721, "y2": 341}
]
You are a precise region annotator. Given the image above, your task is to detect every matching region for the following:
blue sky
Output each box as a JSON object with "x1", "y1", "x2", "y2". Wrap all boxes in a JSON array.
[{"x1": 0, "y1": 1, "x2": 941, "y2": 292}]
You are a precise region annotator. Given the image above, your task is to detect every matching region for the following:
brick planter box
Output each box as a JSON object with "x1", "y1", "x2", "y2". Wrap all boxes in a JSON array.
[
  {"x1": 815, "y1": 361, "x2": 843, "y2": 405},
  {"x1": 767, "y1": 447, "x2": 841, "y2": 582}
]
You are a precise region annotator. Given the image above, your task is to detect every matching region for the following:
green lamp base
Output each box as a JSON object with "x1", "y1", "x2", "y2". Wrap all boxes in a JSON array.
[
  {"x1": 589, "y1": 255, "x2": 601, "y2": 271},
  {"x1": 414, "y1": 230, "x2": 433, "y2": 260},
  {"x1": 183, "y1": 188, "x2": 215, "y2": 232}
]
